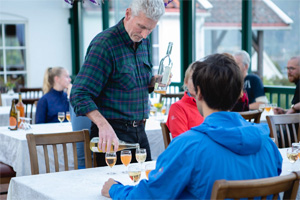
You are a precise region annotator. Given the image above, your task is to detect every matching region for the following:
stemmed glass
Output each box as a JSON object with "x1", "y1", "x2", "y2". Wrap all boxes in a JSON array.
[
  {"x1": 19, "y1": 117, "x2": 32, "y2": 130},
  {"x1": 58, "y1": 112, "x2": 65, "y2": 124},
  {"x1": 66, "y1": 111, "x2": 71, "y2": 122},
  {"x1": 145, "y1": 162, "x2": 155, "y2": 180},
  {"x1": 128, "y1": 164, "x2": 142, "y2": 184},
  {"x1": 264, "y1": 103, "x2": 272, "y2": 114},
  {"x1": 121, "y1": 150, "x2": 132, "y2": 173},
  {"x1": 286, "y1": 147, "x2": 298, "y2": 171},
  {"x1": 105, "y1": 152, "x2": 117, "y2": 175},
  {"x1": 136, "y1": 148, "x2": 147, "y2": 169}
]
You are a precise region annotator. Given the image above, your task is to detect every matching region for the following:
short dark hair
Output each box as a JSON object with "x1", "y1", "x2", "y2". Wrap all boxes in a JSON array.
[{"x1": 192, "y1": 53, "x2": 243, "y2": 111}]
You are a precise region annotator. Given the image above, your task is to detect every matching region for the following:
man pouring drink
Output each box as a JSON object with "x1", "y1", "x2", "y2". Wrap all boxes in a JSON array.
[{"x1": 70, "y1": 0, "x2": 169, "y2": 166}]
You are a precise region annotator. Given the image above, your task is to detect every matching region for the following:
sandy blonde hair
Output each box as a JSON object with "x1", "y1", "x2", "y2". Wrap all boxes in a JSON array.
[
  {"x1": 43, "y1": 67, "x2": 65, "y2": 94},
  {"x1": 183, "y1": 63, "x2": 196, "y2": 91}
]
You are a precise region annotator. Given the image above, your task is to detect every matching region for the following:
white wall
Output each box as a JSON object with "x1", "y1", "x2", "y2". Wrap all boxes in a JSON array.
[{"x1": 0, "y1": 0, "x2": 72, "y2": 87}]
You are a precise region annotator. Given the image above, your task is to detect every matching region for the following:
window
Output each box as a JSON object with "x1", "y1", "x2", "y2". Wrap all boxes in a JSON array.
[{"x1": 0, "y1": 23, "x2": 26, "y2": 92}]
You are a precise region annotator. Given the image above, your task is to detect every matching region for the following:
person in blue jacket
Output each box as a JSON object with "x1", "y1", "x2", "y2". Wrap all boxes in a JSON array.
[
  {"x1": 101, "y1": 53, "x2": 282, "y2": 199},
  {"x1": 36, "y1": 67, "x2": 71, "y2": 124}
]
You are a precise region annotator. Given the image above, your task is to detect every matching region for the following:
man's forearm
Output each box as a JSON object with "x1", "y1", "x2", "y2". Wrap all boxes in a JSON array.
[{"x1": 86, "y1": 110, "x2": 110, "y2": 129}]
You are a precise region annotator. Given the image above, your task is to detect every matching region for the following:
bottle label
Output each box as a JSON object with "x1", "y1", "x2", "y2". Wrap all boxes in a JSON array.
[
  {"x1": 91, "y1": 147, "x2": 99, "y2": 152},
  {"x1": 9, "y1": 117, "x2": 17, "y2": 130},
  {"x1": 17, "y1": 110, "x2": 20, "y2": 122},
  {"x1": 161, "y1": 66, "x2": 171, "y2": 85}
]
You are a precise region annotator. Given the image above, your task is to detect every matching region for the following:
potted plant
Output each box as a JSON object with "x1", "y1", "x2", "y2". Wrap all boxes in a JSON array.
[{"x1": 5, "y1": 82, "x2": 16, "y2": 95}]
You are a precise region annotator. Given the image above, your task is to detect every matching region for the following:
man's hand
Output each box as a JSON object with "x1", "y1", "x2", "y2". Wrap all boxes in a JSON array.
[
  {"x1": 86, "y1": 110, "x2": 119, "y2": 152},
  {"x1": 101, "y1": 178, "x2": 117, "y2": 198},
  {"x1": 273, "y1": 107, "x2": 286, "y2": 115},
  {"x1": 97, "y1": 122, "x2": 119, "y2": 152}
]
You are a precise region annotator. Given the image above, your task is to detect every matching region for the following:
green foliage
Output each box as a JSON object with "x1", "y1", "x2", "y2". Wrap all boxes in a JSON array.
[{"x1": 263, "y1": 76, "x2": 293, "y2": 86}]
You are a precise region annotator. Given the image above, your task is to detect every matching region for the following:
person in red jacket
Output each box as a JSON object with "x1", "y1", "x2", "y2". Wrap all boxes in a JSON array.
[{"x1": 166, "y1": 63, "x2": 204, "y2": 138}]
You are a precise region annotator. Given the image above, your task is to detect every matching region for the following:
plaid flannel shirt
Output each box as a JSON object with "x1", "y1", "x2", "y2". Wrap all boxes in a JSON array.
[{"x1": 70, "y1": 18, "x2": 152, "y2": 120}]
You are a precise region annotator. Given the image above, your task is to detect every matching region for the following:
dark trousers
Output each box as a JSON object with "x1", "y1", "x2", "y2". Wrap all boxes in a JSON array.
[{"x1": 91, "y1": 119, "x2": 152, "y2": 166}]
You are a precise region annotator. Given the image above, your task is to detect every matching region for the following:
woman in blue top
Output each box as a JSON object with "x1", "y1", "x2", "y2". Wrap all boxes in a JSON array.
[{"x1": 36, "y1": 67, "x2": 71, "y2": 124}]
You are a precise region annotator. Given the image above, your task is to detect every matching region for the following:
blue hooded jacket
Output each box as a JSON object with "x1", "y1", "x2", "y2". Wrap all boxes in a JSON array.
[{"x1": 109, "y1": 112, "x2": 282, "y2": 199}]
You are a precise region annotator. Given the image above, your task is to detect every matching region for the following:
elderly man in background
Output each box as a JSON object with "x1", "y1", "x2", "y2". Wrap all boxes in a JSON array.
[
  {"x1": 274, "y1": 56, "x2": 300, "y2": 114},
  {"x1": 233, "y1": 50, "x2": 268, "y2": 110}
]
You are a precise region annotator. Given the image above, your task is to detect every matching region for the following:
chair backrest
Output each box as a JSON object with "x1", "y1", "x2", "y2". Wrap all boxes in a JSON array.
[
  {"x1": 0, "y1": 92, "x2": 2, "y2": 106},
  {"x1": 266, "y1": 113, "x2": 300, "y2": 148},
  {"x1": 26, "y1": 130, "x2": 92, "y2": 175},
  {"x1": 238, "y1": 109, "x2": 263, "y2": 123},
  {"x1": 23, "y1": 98, "x2": 39, "y2": 121},
  {"x1": 211, "y1": 171, "x2": 300, "y2": 200},
  {"x1": 20, "y1": 87, "x2": 43, "y2": 99},
  {"x1": 160, "y1": 122, "x2": 171, "y2": 149},
  {"x1": 159, "y1": 92, "x2": 184, "y2": 113}
]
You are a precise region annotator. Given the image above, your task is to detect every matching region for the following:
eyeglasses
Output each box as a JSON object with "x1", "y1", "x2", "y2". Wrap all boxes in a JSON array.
[{"x1": 164, "y1": 0, "x2": 173, "y2": 7}]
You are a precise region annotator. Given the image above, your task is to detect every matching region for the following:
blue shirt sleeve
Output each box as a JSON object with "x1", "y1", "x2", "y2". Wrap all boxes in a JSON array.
[{"x1": 109, "y1": 138, "x2": 195, "y2": 199}]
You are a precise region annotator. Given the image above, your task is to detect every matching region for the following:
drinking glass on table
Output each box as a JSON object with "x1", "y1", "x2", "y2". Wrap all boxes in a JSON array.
[
  {"x1": 128, "y1": 164, "x2": 142, "y2": 184},
  {"x1": 286, "y1": 147, "x2": 298, "y2": 171},
  {"x1": 105, "y1": 152, "x2": 117, "y2": 175},
  {"x1": 58, "y1": 112, "x2": 65, "y2": 124},
  {"x1": 264, "y1": 103, "x2": 272, "y2": 113},
  {"x1": 145, "y1": 162, "x2": 156, "y2": 180},
  {"x1": 66, "y1": 111, "x2": 71, "y2": 122},
  {"x1": 136, "y1": 148, "x2": 147, "y2": 168},
  {"x1": 121, "y1": 150, "x2": 132, "y2": 173}
]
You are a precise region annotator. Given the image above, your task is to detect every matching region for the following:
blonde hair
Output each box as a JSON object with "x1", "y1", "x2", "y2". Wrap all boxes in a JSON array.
[
  {"x1": 183, "y1": 63, "x2": 196, "y2": 91},
  {"x1": 43, "y1": 67, "x2": 65, "y2": 94}
]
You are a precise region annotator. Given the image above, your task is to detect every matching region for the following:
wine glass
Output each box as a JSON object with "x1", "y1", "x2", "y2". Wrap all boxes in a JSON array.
[
  {"x1": 128, "y1": 164, "x2": 142, "y2": 184},
  {"x1": 136, "y1": 148, "x2": 147, "y2": 168},
  {"x1": 58, "y1": 112, "x2": 65, "y2": 124},
  {"x1": 286, "y1": 148, "x2": 298, "y2": 171},
  {"x1": 264, "y1": 103, "x2": 272, "y2": 113},
  {"x1": 145, "y1": 162, "x2": 155, "y2": 180},
  {"x1": 66, "y1": 111, "x2": 71, "y2": 122},
  {"x1": 121, "y1": 150, "x2": 132, "y2": 173},
  {"x1": 105, "y1": 152, "x2": 117, "y2": 175}
]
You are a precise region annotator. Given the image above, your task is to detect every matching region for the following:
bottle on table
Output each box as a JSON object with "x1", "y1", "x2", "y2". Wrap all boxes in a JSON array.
[
  {"x1": 16, "y1": 92, "x2": 25, "y2": 127},
  {"x1": 90, "y1": 137, "x2": 140, "y2": 153},
  {"x1": 9, "y1": 99, "x2": 18, "y2": 130},
  {"x1": 154, "y1": 42, "x2": 173, "y2": 95}
]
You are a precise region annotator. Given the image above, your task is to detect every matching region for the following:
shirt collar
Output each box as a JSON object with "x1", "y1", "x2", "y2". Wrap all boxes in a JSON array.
[{"x1": 117, "y1": 18, "x2": 143, "y2": 50}]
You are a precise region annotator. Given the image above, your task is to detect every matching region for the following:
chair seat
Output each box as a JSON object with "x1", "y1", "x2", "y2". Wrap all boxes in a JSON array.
[{"x1": 0, "y1": 162, "x2": 16, "y2": 178}]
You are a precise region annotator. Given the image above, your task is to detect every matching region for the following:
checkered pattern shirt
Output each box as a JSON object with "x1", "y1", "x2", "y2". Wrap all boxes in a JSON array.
[{"x1": 70, "y1": 18, "x2": 152, "y2": 120}]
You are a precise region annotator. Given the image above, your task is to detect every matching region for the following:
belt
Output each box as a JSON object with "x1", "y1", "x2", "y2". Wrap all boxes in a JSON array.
[{"x1": 110, "y1": 119, "x2": 145, "y2": 127}]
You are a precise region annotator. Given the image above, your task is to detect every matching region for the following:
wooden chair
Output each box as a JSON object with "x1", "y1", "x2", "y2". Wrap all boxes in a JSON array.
[
  {"x1": 238, "y1": 109, "x2": 263, "y2": 123},
  {"x1": 211, "y1": 171, "x2": 300, "y2": 199},
  {"x1": 266, "y1": 114, "x2": 300, "y2": 148},
  {"x1": 0, "y1": 162, "x2": 16, "y2": 195},
  {"x1": 26, "y1": 129, "x2": 92, "y2": 175},
  {"x1": 14, "y1": 98, "x2": 39, "y2": 123},
  {"x1": 0, "y1": 92, "x2": 2, "y2": 106},
  {"x1": 159, "y1": 92, "x2": 184, "y2": 113},
  {"x1": 160, "y1": 122, "x2": 171, "y2": 149},
  {"x1": 20, "y1": 87, "x2": 43, "y2": 99}
]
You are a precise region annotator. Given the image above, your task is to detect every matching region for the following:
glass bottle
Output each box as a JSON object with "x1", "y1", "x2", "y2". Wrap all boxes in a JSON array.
[
  {"x1": 154, "y1": 42, "x2": 173, "y2": 94},
  {"x1": 16, "y1": 93, "x2": 25, "y2": 127},
  {"x1": 90, "y1": 137, "x2": 140, "y2": 153},
  {"x1": 9, "y1": 99, "x2": 18, "y2": 130}
]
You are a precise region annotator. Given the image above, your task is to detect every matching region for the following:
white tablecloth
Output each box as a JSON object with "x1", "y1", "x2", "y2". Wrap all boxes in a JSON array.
[
  {"x1": 7, "y1": 149, "x2": 299, "y2": 200},
  {"x1": 1, "y1": 93, "x2": 18, "y2": 107},
  {"x1": 0, "y1": 117, "x2": 165, "y2": 177},
  {"x1": 7, "y1": 161, "x2": 155, "y2": 200},
  {"x1": 0, "y1": 106, "x2": 11, "y2": 126}
]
